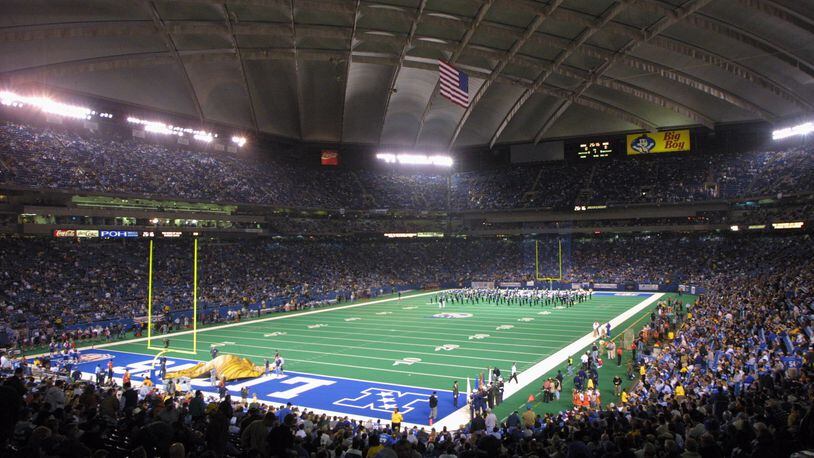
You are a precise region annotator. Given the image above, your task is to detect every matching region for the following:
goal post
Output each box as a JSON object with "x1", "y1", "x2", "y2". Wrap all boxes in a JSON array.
[
  {"x1": 535, "y1": 239, "x2": 563, "y2": 282},
  {"x1": 146, "y1": 238, "x2": 199, "y2": 355}
]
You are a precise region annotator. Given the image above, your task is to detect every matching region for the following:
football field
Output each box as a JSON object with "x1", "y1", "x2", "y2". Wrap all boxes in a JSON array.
[{"x1": 72, "y1": 290, "x2": 662, "y2": 426}]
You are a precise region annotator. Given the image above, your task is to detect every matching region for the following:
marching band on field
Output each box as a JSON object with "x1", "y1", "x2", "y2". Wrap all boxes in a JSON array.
[{"x1": 434, "y1": 287, "x2": 592, "y2": 307}]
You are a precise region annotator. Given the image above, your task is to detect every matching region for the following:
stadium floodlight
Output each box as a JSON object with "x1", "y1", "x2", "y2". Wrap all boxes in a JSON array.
[
  {"x1": 128, "y1": 116, "x2": 217, "y2": 142},
  {"x1": 772, "y1": 122, "x2": 814, "y2": 140},
  {"x1": 376, "y1": 153, "x2": 453, "y2": 167},
  {"x1": 231, "y1": 136, "x2": 247, "y2": 147},
  {"x1": 193, "y1": 133, "x2": 213, "y2": 143},
  {"x1": 0, "y1": 91, "x2": 94, "y2": 120}
]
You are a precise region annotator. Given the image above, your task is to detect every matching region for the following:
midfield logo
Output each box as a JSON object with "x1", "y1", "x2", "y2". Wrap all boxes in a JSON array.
[
  {"x1": 334, "y1": 387, "x2": 431, "y2": 414},
  {"x1": 432, "y1": 312, "x2": 473, "y2": 319}
]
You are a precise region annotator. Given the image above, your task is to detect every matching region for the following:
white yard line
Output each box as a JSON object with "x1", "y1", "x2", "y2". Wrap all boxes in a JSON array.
[
  {"x1": 175, "y1": 330, "x2": 551, "y2": 355},
  {"x1": 198, "y1": 326, "x2": 564, "y2": 348},
  {"x1": 159, "y1": 335, "x2": 530, "y2": 366},
  {"x1": 433, "y1": 293, "x2": 665, "y2": 430},
  {"x1": 169, "y1": 333, "x2": 536, "y2": 363},
  {"x1": 64, "y1": 290, "x2": 437, "y2": 354},
  {"x1": 55, "y1": 289, "x2": 662, "y2": 429}
]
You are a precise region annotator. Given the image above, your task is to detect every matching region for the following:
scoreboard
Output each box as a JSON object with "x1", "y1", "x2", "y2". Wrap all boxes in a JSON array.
[
  {"x1": 576, "y1": 140, "x2": 614, "y2": 159},
  {"x1": 566, "y1": 137, "x2": 619, "y2": 161}
]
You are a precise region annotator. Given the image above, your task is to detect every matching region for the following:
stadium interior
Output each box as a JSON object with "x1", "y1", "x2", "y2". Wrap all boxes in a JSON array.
[{"x1": 1, "y1": 0, "x2": 814, "y2": 457}]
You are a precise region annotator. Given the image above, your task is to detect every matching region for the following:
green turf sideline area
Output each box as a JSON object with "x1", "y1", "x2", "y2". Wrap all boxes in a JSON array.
[
  {"x1": 100, "y1": 290, "x2": 650, "y2": 393},
  {"x1": 23, "y1": 290, "x2": 416, "y2": 357},
  {"x1": 54, "y1": 288, "x2": 670, "y2": 428},
  {"x1": 491, "y1": 293, "x2": 696, "y2": 422}
]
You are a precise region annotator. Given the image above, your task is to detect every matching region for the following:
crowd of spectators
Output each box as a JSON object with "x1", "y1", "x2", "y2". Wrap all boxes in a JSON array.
[
  {"x1": 0, "y1": 231, "x2": 811, "y2": 457},
  {"x1": 1, "y1": 233, "x2": 811, "y2": 348},
  {"x1": 2, "y1": 121, "x2": 814, "y2": 212},
  {"x1": 0, "y1": 237, "x2": 528, "y2": 346}
]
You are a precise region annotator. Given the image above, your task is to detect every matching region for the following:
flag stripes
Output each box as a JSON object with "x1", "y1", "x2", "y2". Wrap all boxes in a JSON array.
[{"x1": 439, "y1": 61, "x2": 470, "y2": 108}]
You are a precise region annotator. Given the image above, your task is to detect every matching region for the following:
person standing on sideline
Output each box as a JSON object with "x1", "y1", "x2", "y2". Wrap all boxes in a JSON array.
[
  {"x1": 452, "y1": 381, "x2": 459, "y2": 408},
  {"x1": 613, "y1": 375, "x2": 623, "y2": 396},
  {"x1": 264, "y1": 359, "x2": 270, "y2": 376},
  {"x1": 428, "y1": 392, "x2": 438, "y2": 424},
  {"x1": 592, "y1": 321, "x2": 600, "y2": 338},
  {"x1": 606, "y1": 340, "x2": 616, "y2": 361},
  {"x1": 107, "y1": 359, "x2": 114, "y2": 384},
  {"x1": 391, "y1": 407, "x2": 403, "y2": 433},
  {"x1": 509, "y1": 363, "x2": 519, "y2": 383}
]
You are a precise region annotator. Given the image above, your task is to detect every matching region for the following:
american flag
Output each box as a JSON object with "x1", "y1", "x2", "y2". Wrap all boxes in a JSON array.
[{"x1": 439, "y1": 60, "x2": 470, "y2": 108}]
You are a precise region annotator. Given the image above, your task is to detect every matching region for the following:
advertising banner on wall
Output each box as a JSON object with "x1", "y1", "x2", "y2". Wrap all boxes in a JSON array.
[
  {"x1": 471, "y1": 281, "x2": 495, "y2": 289},
  {"x1": 626, "y1": 130, "x2": 690, "y2": 155},
  {"x1": 100, "y1": 230, "x2": 139, "y2": 238},
  {"x1": 321, "y1": 150, "x2": 339, "y2": 166},
  {"x1": 593, "y1": 283, "x2": 618, "y2": 290},
  {"x1": 638, "y1": 284, "x2": 660, "y2": 291},
  {"x1": 498, "y1": 282, "x2": 522, "y2": 288}
]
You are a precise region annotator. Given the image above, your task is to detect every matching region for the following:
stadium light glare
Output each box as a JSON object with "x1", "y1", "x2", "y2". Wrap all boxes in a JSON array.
[
  {"x1": 0, "y1": 91, "x2": 94, "y2": 120},
  {"x1": 128, "y1": 115, "x2": 226, "y2": 144},
  {"x1": 376, "y1": 153, "x2": 453, "y2": 167},
  {"x1": 231, "y1": 136, "x2": 247, "y2": 147},
  {"x1": 194, "y1": 133, "x2": 213, "y2": 143},
  {"x1": 772, "y1": 122, "x2": 814, "y2": 140}
]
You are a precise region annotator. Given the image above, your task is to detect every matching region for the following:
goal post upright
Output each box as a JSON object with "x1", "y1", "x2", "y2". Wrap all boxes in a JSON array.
[
  {"x1": 146, "y1": 238, "x2": 199, "y2": 356},
  {"x1": 535, "y1": 239, "x2": 563, "y2": 282},
  {"x1": 192, "y1": 237, "x2": 198, "y2": 354},
  {"x1": 147, "y1": 239, "x2": 154, "y2": 344}
]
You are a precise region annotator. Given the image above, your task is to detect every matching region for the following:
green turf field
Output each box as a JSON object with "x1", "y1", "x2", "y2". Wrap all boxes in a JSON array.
[{"x1": 112, "y1": 290, "x2": 650, "y2": 392}]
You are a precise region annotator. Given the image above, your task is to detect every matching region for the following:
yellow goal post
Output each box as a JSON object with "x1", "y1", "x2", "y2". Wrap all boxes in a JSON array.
[
  {"x1": 146, "y1": 238, "x2": 199, "y2": 355},
  {"x1": 535, "y1": 239, "x2": 563, "y2": 282}
]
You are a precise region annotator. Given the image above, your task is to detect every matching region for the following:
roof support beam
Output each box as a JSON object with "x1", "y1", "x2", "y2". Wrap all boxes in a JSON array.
[
  {"x1": 573, "y1": 43, "x2": 775, "y2": 119},
  {"x1": 288, "y1": 0, "x2": 304, "y2": 139},
  {"x1": 736, "y1": 0, "x2": 814, "y2": 35},
  {"x1": 445, "y1": 0, "x2": 563, "y2": 150},
  {"x1": 488, "y1": 1, "x2": 631, "y2": 149},
  {"x1": 640, "y1": 0, "x2": 814, "y2": 79},
  {"x1": 222, "y1": 4, "x2": 259, "y2": 131},
  {"x1": 0, "y1": 13, "x2": 796, "y2": 118},
  {"x1": 0, "y1": 47, "x2": 656, "y2": 134},
  {"x1": 532, "y1": 0, "x2": 714, "y2": 144},
  {"x1": 144, "y1": 1, "x2": 205, "y2": 122},
  {"x1": 412, "y1": 0, "x2": 495, "y2": 147},
  {"x1": 544, "y1": 5, "x2": 813, "y2": 112},
  {"x1": 1, "y1": 20, "x2": 757, "y2": 124},
  {"x1": 376, "y1": 0, "x2": 428, "y2": 145},
  {"x1": 556, "y1": 65, "x2": 715, "y2": 128},
  {"x1": 338, "y1": 0, "x2": 362, "y2": 143}
]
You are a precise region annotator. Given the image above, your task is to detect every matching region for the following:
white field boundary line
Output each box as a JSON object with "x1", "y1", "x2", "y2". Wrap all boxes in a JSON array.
[
  {"x1": 36, "y1": 289, "x2": 438, "y2": 358},
  {"x1": 83, "y1": 347, "x2": 457, "y2": 395},
  {"x1": 433, "y1": 292, "x2": 665, "y2": 430}
]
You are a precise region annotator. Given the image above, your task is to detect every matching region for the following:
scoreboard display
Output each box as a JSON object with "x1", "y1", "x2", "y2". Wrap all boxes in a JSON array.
[{"x1": 566, "y1": 137, "x2": 620, "y2": 161}]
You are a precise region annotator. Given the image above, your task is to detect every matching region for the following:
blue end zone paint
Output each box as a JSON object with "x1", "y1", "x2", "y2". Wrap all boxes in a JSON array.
[{"x1": 50, "y1": 349, "x2": 457, "y2": 424}]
